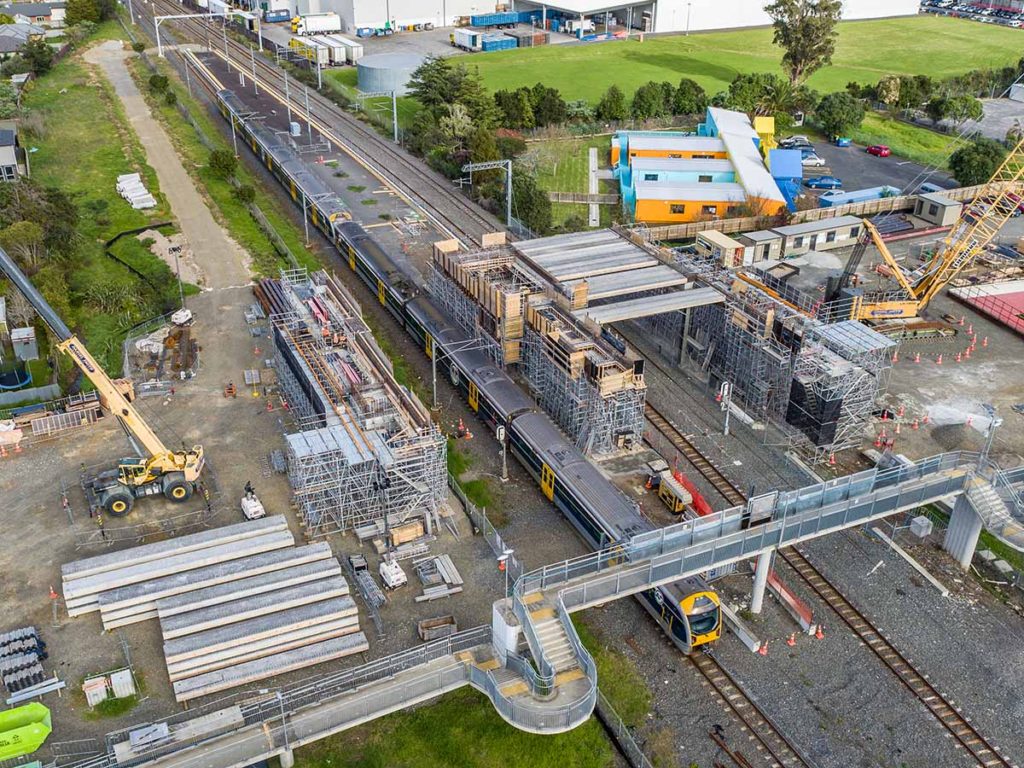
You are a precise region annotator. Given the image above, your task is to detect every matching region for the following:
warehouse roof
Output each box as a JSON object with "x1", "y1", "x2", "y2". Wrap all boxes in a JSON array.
[
  {"x1": 633, "y1": 179, "x2": 748, "y2": 203},
  {"x1": 519, "y1": 0, "x2": 650, "y2": 12}
]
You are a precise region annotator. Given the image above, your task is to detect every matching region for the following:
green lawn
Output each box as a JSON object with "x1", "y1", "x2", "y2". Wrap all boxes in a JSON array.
[
  {"x1": 849, "y1": 112, "x2": 958, "y2": 169},
  {"x1": 469, "y1": 16, "x2": 1022, "y2": 103},
  {"x1": 324, "y1": 68, "x2": 423, "y2": 132},
  {"x1": 295, "y1": 687, "x2": 613, "y2": 768},
  {"x1": 526, "y1": 136, "x2": 619, "y2": 227}
]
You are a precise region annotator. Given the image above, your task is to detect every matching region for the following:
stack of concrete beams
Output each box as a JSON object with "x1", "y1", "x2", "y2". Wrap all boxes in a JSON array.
[
  {"x1": 61, "y1": 518, "x2": 370, "y2": 703},
  {"x1": 61, "y1": 518, "x2": 294, "y2": 618}
]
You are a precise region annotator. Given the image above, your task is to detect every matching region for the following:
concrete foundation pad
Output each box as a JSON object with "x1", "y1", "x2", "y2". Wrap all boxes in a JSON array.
[
  {"x1": 172, "y1": 633, "x2": 370, "y2": 702},
  {"x1": 163, "y1": 597, "x2": 358, "y2": 663},
  {"x1": 65, "y1": 530, "x2": 295, "y2": 605},
  {"x1": 61, "y1": 517, "x2": 288, "y2": 582},
  {"x1": 156, "y1": 558, "x2": 341, "y2": 618},
  {"x1": 161, "y1": 576, "x2": 350, "y2": 639},
  {"x1": 93, "y1": 542, "x2": 332, "y2": 625}
]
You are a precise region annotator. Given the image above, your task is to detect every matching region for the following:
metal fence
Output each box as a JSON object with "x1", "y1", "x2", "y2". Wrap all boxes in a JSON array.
[
  {"x1": 595, "y1": 689, "x2": 653, "y2": 768},
  {"x1": 449, "y1": 472, "x2": 524, "y2": 589}
]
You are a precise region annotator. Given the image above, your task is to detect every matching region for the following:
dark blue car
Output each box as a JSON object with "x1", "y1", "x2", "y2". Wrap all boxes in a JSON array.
[{"x1": 805, "y1": 176, "x2": 843, "y2": 190}]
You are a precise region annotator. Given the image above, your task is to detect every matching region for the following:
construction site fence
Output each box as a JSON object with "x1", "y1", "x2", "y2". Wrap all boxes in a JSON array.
[
  {"x1": 86, "y1": 626, "x2": 493, "y2": 768},
  {"x1": 641, "y1": 182, "x2": 1010, "y2": 242},
  {"x1": 123, "y1": 19, "x2": 301, "y2": 271},
  {"x1": 449, "y1": 472, "x2": 525, "y2": 588}
]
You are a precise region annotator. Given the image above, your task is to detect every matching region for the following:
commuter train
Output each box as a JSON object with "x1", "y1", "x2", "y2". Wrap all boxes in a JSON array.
[{"x1": 216, "y1": 89, "x2": 722, "y2": 652}]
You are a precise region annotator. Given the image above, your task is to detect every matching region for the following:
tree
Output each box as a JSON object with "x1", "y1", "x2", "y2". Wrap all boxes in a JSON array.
[
  {"x1": 233, "y1": 185, "x2": 255, "y2": 205},
  {"x1": 814, "y1": 91, "x2": 865, "y2": 137},
  {"x1": 494, "y1": 88, "x2": 534, "y2": 129},
  {"x1": 530, "y1": 84, "x2": 567, "y2": 127},
  {"x1": 438, "y1": 103, "x2": 473, "y2": 149},
  {"x1": 454, "y1": 67, "x2": 499, "y2": 129},
  {"x1": 467, "y1": 127, "x2": 501, "y2": 185},
  {"x1": 946, "y1": 94, "x2": 983, "y2": 128},
  {"x1": 22, "y1": 38, "x2": 53, "y2": 75},
  {"x1": 659, "y1": 81, "x2": 676, "y2": 113},
  {"x1": 726, "y1": 72, "x2": 782, "y2": 114},
  {"x1": 507, "y1": 168, "x2": 551, "y2": 235},
  {"x1": 631, "y1": 81, "x2": 667, "y2": 120},
  {"x1": 407, "y1": 57, "x2": 459, "y2": 117},
  {"x1": 64, "y1": 0, "x2": 100, "y2": 25},
  {"x1": 595, "y1": 85, "x2": 628, "y2": 121},
  {"x1": 876, "y1": 75, "x2": 901, "y2": 109},
  {"x1": 0, "y1": 221, "x2": 45, "y2": 270},
  {"x1": 925, "y1": 96, "x2": 952, "y2": 125},
  {"x1": 949, "y1": 138, "x2": 1007, "y2": 186},
  {"x1": 2, "y1": 287, "x2": 34, "y2": 327},
  {"x1": 148, "y1": 74, "x2": 169, "y2": 93},
  {"x1": 495, "y1": 129, "x2": 528, "y2": 159},
  {"x1": 764, "y1": 0, "x2": 843, "y2": 85},
  {"x1": 672, "y1": 78, "x2": 707, "y2": 115},
  {"x1": 208, "y1": 149, "x2": 237, "y2": 179},
  {"x1": 0, "y1": 13, "x2": 13, "y2": 23},
  {"x1": 895, "y1": 76, "x2": 925, "y2": 114}
]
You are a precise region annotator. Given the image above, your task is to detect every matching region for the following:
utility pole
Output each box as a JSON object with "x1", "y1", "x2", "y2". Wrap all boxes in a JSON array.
[
  {"x1": 250, "y1": 45, "x2": 259, "y2": 95},
  {"x1": 283, "y1": 69, "x2": 292, "y2": 125},
  {"x1": 304, "y1": 87, "x2": 312, "y2": 143},
  {"x1": 461, "y1": 159, "x2": 513, "y2": 228},
  {"x1": 169, "y1": 245, "x2": 186, "y2": 309}
]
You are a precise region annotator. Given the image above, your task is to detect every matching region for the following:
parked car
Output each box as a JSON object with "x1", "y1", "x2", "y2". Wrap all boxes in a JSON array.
[
  {"x1": 780, "y1": 136, "x2": 813, "y2": 150},
  {"x1": 835, "y1": 137, "x2": 852, "y2": 147},
  {"x1": 866, "y1": 145, "x2": 892, "y2": 157},
  {"x1": 801, "y1": 153, "x2": 826, "y2": 167},
  {"x1": 805, "y1": 176, "x2": 843, "y2": 190}
]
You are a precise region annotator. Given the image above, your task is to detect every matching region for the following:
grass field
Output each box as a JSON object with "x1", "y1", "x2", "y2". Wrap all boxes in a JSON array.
[
  {"x1": 469, "y1": 16, "x2": 1022, "y2": 103},
  {"x1": 850, "y1": 112, "x2": 958, "y2": 168},
  {"x1": 295, "y1": 687, "x2": 614, "y2": 768},
  {"x1": 324, "y1": 68, "x2": 423, "y2": 131},
  {"x1": 526, "y1": 136, "x2": 620, "y2": 227}
]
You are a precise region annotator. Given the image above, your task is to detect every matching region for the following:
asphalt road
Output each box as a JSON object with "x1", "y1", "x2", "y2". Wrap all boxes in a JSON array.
[{"x1": 808, "y1": 139, "x2": 955, "y2": 195}]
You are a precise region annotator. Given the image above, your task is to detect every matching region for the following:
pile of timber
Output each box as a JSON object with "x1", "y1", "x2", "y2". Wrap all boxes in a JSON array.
[
  {"x1": 414, "y1": 555, "x2": 464, "y2": 602},
  {"x1": 61, "y1": 518, "x2": 369, "y2": 703}
]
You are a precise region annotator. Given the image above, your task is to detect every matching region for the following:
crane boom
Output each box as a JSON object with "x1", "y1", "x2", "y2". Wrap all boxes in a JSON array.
[{"x1": 0, "y1": 246, "x2": 203, "y2": 515}]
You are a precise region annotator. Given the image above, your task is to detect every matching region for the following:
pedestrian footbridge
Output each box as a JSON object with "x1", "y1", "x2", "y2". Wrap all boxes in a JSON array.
[{"x1": 85, "y1": 452, "x2": 1023, "y2": 768}]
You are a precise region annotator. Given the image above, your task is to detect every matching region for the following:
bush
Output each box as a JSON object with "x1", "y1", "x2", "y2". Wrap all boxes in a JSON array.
[
  {"x1": 208, "y1": 149, "x2": 237, "y2": 179},
  {"x1": 148, "y1": 74, "x2": 169, "y2": 93},
  {"x1": 949, "y1": 138, "x2": 1007, "y2": 186},
  {"x1": 131, "y1": 41, "x2": 145, "y2": 53},
  {"x1": 233, "y1": 184, "x2": 255, "y2": 205},
  {"x1": 163, "y1": 90, "x2": 177, "y2": 106}
]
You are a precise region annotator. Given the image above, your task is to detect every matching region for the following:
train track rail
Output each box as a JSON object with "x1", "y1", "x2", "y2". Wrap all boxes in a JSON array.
[
  {"x1": 644, "y1": 405, "x2": 1017, "y2": 768},
  {"x1": 139, "y1": 0, "x2": 500, "y2": 247},
  {"x1": 690, "y1": 652, "x2": 811, "y2": 768}
]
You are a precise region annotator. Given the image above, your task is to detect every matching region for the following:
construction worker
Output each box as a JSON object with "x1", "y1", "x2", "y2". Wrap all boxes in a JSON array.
[{"x1": 96, "y1": 512, "x2": 106, "y2": 541}]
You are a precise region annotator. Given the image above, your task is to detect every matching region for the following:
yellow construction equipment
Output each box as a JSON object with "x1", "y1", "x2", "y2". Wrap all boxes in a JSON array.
[
  {"x1": 0, "y1": 247, "x2": 204, "y2": 516},
  {"x1": 762, "y1": 136, "x2": 1024, "y2": 325}
]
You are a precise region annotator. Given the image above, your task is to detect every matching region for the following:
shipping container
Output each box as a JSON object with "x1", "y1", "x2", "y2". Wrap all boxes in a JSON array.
[
  {"x1": 452, "y1": 27, "x2": 482, "y2": 50},
  {"x1": 324, "y1": 33, "x2": 363, "y2": 63},
  {"x1": 291, "y1": 12, "x2": 341, "y2": 35},
  {"x1": 288, "y1": 36, "x2": 329, "y2": 66},
  {"x1": 470, "y1": 11, "x2": 518, "y2": 27},
  {"x1": 481, "y1": 32, "x2": 516, "y2": 51},
  {"x1": 308, "y1": 35, "x2": 345, "y2": 65},
  {"x1": 263, "y1": 8, "x2": 291, "y2": 22}
]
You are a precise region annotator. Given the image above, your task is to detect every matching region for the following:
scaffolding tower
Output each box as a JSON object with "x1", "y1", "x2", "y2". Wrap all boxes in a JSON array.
[{"x1": 267, "y1": 269, "x2": 447, "y2": 538}]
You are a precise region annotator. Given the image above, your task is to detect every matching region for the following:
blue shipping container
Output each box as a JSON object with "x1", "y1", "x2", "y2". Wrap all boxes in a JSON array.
[
  {"x1": 518, "y1": 9, "x2": 542, "y2": 22},
  {"x1": 471, "y1": 11, "x2": 518, "y2": 26},
  {"x1": 263, "y1": 9, "x2": 290, "y2": 22},
  {"x1": 481, "y1": 35, "x2": 516, "y2": 51}
]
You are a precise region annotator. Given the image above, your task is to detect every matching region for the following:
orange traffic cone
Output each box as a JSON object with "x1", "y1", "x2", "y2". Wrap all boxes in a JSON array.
[
  {"x1": 895, "y1": 422, "x2": 901, "y2": 435},
  {"x1": 266, "y1": 399, "x2": 274, "y2": 412},
  {"x1": 955, "y1": 352, "x2": 962, "y2": 363},
  {"x1": 959, "y1": 315, "x2": 965, "y2": 326},
  {"x1": 0, "y1": 446, "x2": 6, "y2": 458},
  {"x1": 13, "y1": 442, "x2": 21, "y2": 453},
  {"x1": 914, "y1": 352, "x2": 920, "y2": 363},
  {"x1": 911, "y1": 419, "x2": 919, "y2": 430},
  {"x1": 967, "y1": 324, "x2": 973, "y2": 335},
  {"x1": 891, "y1": 351, "x2": 899, "y2": 364},
  {"x1": 982, "y1": 336, "x2": 988, "y2": 348},
  {"x1": 874, "y1": 434, "x2": 882, "y2": 448},
  {"x1": 829, "y1": 453, "x2": 836, "y2": 466},
  {"x1": 815, "y1": 625, "x2": 825, "y2": 640},
  {"x1": 758, "y1": 641, "x2": 768, "y2": 656},
  {"x1": 936, "y1": 354, "x2": 943, "y2": 365},
  {"x1": 897, "y1": 405, "x2": 905, "y2": 417},
  {"x1": 922, "y1": 414, "x2": 930, "y2": 425},
  {"x1": 786, "y1": 633, "x2": 797, "y2": 647}
]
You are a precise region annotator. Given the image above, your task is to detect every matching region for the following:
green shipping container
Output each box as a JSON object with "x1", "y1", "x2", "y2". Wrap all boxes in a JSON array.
[{"x1": 0, "y1": 703, "x2": 52, "y2": 761}]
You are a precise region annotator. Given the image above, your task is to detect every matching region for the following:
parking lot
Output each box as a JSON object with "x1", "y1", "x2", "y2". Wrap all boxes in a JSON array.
[{"x1": 921, "y1": 0, "x2": 1024, "y2": 28}]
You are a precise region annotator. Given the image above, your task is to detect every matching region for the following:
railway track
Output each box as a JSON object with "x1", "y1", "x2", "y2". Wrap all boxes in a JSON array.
[
  {"x1": 644, "y1": 405, "x2": 1017, "y2": 768},
  {"x1": 139, "y1": 0, "x2": 500, "y2": 247},
  {"x1": 690, "y1": 652, "x2": 811, "y2": 768}
]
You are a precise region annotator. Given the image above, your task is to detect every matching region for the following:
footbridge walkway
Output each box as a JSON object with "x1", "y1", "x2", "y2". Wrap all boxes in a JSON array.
[{"x1": 76, "y1": 452, "x2": 1021, "y2": 768}]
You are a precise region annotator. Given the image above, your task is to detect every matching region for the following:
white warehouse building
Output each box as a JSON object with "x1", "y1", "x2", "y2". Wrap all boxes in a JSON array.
[{"x1": 300, "y1": 0, "x2": 919, "y2": 34}]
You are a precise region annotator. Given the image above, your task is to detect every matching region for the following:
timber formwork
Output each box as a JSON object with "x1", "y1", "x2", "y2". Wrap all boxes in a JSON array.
[{"x1": 267, "y1": 270, "x2": 446, "y2": 538}]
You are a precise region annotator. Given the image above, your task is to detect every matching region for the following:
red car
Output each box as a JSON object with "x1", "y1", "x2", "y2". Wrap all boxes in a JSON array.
[{"x1": 866, "y1": 145, "x2": 891, "y2": 157}]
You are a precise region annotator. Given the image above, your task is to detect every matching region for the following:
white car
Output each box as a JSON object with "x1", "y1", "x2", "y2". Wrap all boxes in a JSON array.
[{"x1": 801, "y1": 153, "x2": 826, "y2": 167}]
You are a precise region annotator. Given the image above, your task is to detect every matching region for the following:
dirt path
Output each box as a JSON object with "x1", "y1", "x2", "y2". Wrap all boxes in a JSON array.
[{"x1": 84, "y1": 40, "x2": 250, "y2": 290}]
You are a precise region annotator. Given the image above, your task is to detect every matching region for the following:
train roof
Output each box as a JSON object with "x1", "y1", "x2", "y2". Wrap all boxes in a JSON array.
[
  {"x1": 442, "y1": 338, "x2": 536, "y2": 421},
  {"x1": 512, "y1": 411, "x2": 649, "y2": 542}
]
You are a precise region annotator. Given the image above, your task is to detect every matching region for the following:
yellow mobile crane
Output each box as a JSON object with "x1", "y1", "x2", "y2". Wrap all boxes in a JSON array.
[
  {"x1": 826, "y1": 136, "x2": 1024, "y2": 322},
  {"x1": 0, "y1": 247, "x2": 204, "y2": 516}
]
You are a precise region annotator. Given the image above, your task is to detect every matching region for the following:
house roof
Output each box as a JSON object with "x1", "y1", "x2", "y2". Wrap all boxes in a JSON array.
[
  {"x1": 626, "y1": 134, "x2": 726, "y2": 153},
  {"x1": 0, "y1": 35, "x2": 22, "y2": 51},
  {"x1": 629, "y1": 157, "x2": 734, "y2": 174},
  {"x1": 0, "y1": 22, "x2": 42, "y2": 37},
  {"x1": 1, "y1": 3, "x2": 65, "y2": 16}
]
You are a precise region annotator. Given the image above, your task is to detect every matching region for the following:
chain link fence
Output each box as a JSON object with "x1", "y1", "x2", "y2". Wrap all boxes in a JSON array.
[{"x1": 448, "y1": 472, "x2": 524, "y2": 588}]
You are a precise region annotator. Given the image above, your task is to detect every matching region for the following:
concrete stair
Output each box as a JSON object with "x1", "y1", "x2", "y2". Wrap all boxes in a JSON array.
[
  {"x1": 531, "y1": 611, "x2": 579, "y2": 675},
  {"x1": 968, "y1": 479, "x2": 1024, "y2": 550}
]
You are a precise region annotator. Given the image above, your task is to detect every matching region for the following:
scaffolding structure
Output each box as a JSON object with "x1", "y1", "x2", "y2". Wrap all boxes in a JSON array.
[{"x1": 264, "y1": 269, "x2": 446, "y2": 538}]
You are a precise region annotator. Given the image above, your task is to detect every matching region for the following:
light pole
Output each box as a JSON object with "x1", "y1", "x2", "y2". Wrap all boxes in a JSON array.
[
  {"x1": 498, "y1": 548, "x2": 514, "y2": 597},
  {"x1": 685, "y1": 2, "x2": 692, "y2": 35},
  {"x1": 169, "y1": 245, "x2": 185, "y2": 309}
]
